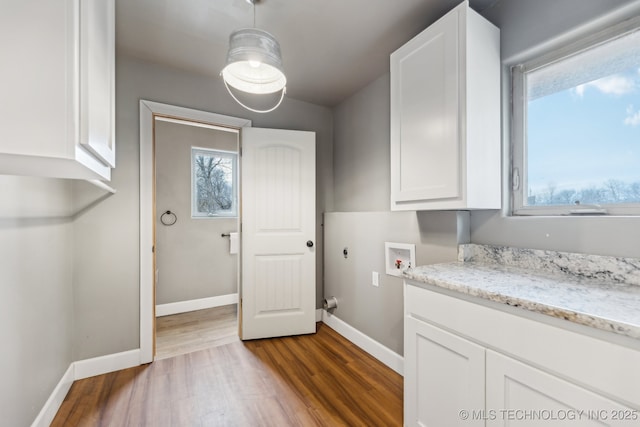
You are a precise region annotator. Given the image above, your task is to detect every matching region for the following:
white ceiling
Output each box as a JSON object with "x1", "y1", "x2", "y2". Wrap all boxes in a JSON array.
[{"x1": 116, "y1": 0, "x2": 497, "y2": 107}]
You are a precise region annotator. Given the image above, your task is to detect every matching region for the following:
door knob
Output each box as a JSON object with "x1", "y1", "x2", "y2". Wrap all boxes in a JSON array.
[{"x1": 306, "y1": 240, "x2": 314, "y2": 248}]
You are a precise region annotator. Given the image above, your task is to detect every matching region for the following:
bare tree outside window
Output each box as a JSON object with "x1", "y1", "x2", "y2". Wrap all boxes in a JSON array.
[
  {"x1": 527, "y1": 179, "x2": 640, "y2": 207},
  {"x1": 192, "y1": 148, "x2": 237, "y2": 217}
]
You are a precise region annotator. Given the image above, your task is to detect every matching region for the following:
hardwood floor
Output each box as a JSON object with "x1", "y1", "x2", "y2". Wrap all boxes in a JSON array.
[
  {"x1": 52, "y1": 323, "x2": 403, "y2": 426},
  {"x1": 155, "y1": 305, "x2": 239, "y2": 360}
]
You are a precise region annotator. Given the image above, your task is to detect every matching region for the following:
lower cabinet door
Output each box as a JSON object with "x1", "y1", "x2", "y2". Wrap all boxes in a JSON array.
[
  {"x1": 486, "y1": 350, "x2": 637, "y2": 426},
  {"x1": 405, "y1": 316, "x2": 485, "y2": 426}
]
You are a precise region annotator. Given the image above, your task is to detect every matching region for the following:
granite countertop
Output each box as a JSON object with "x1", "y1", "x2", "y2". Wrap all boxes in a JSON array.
[{"x1": 403, "y1": 244, "x2": 640, "y2": 340}]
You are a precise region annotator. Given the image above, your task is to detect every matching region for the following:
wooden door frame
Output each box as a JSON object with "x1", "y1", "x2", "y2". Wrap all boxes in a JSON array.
[{"x1": 139, "y1": 100, "x2": 251, "y2": 363}]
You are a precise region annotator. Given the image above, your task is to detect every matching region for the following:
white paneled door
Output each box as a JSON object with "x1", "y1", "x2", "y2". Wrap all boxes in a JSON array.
[{"x1": 241, "y1": 128, "x2": 316, "y2": 340}]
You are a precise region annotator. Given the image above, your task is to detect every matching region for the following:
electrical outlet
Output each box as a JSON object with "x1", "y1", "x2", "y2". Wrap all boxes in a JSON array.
[{"x1": 372, "y1": 271, "x2": 379, "y2": 287}]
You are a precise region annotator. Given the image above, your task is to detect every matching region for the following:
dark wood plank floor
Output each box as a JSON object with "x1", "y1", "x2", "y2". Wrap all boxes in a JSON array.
[{"x1": 52, "y1": 323, "x2": 403, "y2": 426}]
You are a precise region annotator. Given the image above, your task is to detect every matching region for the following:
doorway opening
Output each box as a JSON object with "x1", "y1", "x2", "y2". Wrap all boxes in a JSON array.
[
  {"x1": 154, "y1": 116, "x2": 240, "y2": 360},
  {"x1": 139, "y1": 100, "x2": 251, "y2": 363},
  {"x1": 139, "y1": 101, "x2": 317, "y2": 364}
]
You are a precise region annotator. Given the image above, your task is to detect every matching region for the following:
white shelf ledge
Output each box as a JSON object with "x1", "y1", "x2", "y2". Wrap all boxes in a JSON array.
[{"x1": 85, "y1": 179, "x2": 117, "y2": 194}]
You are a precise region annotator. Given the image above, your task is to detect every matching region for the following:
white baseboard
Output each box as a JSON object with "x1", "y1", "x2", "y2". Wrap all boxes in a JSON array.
[
  {"x1": 315, "y1": 308, "x2": 322, "y2": 322},
  {"x1": 321, "y1": 310, "x2": 404, "y2": 376},
  {"x1": 156, "y1": 293, "x2": 238, "y2": 317},
  {"x1": 32, "y1": 349, "x2": 142, "y2": 426},
  {"x1": 73, "y1": 349, "x2": 142, "y2": 381},
  {"x1": 31, "y1": 364, "x2": 74, "y2": 427}
]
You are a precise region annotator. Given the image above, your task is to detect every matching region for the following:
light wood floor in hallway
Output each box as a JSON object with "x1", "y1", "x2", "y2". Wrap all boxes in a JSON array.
[
  {"x1": 51, "y1": 323, "x2": 403, "y2": 426},
  {"x1": 155, "y1": 304, "x2": 239, "y2": 360}
]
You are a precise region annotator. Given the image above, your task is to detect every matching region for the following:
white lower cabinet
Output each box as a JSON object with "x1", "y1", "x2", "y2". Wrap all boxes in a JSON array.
[
  {"x1": 405, "y1": 317, "x2": 485, "y2": 426},
  {"x1": 486, "y1": 350, "x2": 637, "y2": 426},
  {"x1": 404, "y1": 283, "x2": 640, "y2": 427}
]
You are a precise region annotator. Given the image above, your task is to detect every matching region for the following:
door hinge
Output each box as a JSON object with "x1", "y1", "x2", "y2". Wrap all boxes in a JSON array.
[{"x1": 152, "y1": 245, "x2": 155, "y2": 253}]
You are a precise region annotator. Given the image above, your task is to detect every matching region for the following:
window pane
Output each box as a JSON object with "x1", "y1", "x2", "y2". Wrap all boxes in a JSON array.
[
  {"x1": 523, "y1": 29, "x2": 640, "y2": 207},
  {"x1": 192, "y1": 148, "x2": 237, "y2": 217}
]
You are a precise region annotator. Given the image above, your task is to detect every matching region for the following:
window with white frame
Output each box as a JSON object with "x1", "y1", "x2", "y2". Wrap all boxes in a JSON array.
[
  {"x1": 191, "y1": 147, "x2": 238, "y2": 218},
  {"x1": 511, "y1": 19, "x2": 640, "y2": 216}
]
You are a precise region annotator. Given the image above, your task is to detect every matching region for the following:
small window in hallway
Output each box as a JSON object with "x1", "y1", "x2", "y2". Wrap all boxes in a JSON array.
[{"x1": 191, "y1": 147, "x2": 238, "y2": 217}]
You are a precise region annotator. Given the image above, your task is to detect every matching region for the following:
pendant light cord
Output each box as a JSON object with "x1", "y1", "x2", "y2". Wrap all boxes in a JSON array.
[{"x1": 247, "y1": 0, "x2": 256, "y2": 27}]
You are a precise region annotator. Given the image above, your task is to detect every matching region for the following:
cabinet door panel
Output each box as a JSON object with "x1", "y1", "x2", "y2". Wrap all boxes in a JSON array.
[
  {"x1": 80, "y1": 0, "x2": 116, "y2": 167},
  {"x1": 487, "y1": 350, "x2": 637, "y2": 426},
  {"x1": 392, "y1": 7, "x2": 460, "y2": 203},
  {"x1": 0, "y1": 0, "x2": 74, "y2": 157},
  {"x1": 405, "y1": 317, "x2": 485, "y2": 427}
]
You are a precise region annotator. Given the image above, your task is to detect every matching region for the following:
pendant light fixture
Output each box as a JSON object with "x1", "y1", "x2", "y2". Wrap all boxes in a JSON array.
[{"x1": 221, "y1": 0, "x2": 287, "y2": 113}]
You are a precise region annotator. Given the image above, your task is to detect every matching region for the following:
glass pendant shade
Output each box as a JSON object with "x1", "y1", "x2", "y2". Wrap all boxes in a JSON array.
[{"x1": 222, "y1": 28, "x2": 287, "y2": 95}]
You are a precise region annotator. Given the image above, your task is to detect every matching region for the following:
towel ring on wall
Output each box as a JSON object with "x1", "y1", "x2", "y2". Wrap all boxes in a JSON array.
[{"x1": 160, "y1": 210, "x2": 177, "y2": 226}]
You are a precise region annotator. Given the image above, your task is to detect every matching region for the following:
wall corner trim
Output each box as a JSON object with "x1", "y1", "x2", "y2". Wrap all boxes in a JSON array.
[
  {"x1": 321, "y1": 310, "x2": 404, "y2": 376},
  {"x1": 30, "y1": 364, "x2": 74, "y2": 427}
]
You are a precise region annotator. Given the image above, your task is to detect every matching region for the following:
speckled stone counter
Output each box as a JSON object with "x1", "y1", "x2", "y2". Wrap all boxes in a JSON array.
[{"x1": 403, "y1": 244, "x2": 640, "y2": 339}]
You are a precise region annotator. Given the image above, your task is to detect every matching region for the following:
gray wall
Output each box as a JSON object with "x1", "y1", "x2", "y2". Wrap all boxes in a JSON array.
[
  {"x1": 472, "y1": 0, "x2": 640, "y2": 258},
  {"x1": 155, "y1": 119, "x2": 238, "y2": 305},
  {"x1": 72, "y1": 54, "x2": 333, "y2": 360},
  {"x1": 324, "y1": 211, "x2": 468, "y2": 355},
  {"x1": 0, "y1": 176, "x2": 74, "y2": 427},
  {"x1": 333, "y1": 74, "x2": 391, "y2": 212}
]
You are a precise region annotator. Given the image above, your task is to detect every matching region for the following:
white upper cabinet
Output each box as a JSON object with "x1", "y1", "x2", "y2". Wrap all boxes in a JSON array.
[
  {"x1": 390, "y1": 1, "x2": 500, "y2": 211},
  {"x1": 0, "y1": 0, "x2": 115, "y2": 181}
]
